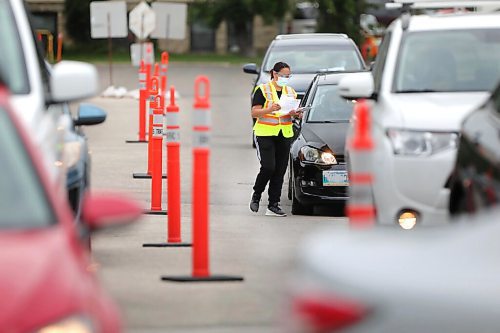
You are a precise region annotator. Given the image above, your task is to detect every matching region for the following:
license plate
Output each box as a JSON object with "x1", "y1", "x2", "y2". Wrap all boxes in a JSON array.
[{"x1": 323, "y1": 170, "x2": 349, "y2": 186}]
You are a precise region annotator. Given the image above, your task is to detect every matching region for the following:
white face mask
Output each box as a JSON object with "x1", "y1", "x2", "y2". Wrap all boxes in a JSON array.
[{"x1": 277, "y1": 77, "x2": 289, "y2": 87}]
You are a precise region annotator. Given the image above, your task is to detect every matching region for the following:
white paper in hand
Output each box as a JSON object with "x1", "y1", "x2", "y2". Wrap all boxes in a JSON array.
[{"x1": 277, "y1": 95, "x2": 300, "y2": 115}]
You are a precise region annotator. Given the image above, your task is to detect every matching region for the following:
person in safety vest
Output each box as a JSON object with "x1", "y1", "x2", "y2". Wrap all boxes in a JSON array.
[{"x1": 249, "y1": 61, "x2": 302, "y2": 217}]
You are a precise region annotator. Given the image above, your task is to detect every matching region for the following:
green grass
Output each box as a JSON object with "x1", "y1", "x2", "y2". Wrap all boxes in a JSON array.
[{"x1": 62, "y1": 47, "x2": 261, "y2": 65}]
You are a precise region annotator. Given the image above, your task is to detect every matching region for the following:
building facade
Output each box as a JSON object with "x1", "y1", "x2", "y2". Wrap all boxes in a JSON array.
[{"x1": 26, "y1": 0, "x2": 285, "y2": 55}]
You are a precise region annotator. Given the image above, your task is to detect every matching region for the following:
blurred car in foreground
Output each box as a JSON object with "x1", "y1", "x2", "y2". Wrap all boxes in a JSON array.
[
  {"x1": 286, "y1": 206, "x2": 500, "y2": 333},
  {"x1": 1, "y1": 0, "x2": 98, "y2": 189},
  {"x1": 449, "y1": 81, "x2": 500, "y2": 215},
  {"x1": 244, "y1": 33, "x2": 365, "y2": 146},
  {"x1": 62, "y1": 103, "x2": 106, "y2": 219},
  {"x1": 339, "y1": 9, "x2": 500, "y2": 228},
  {"x1": 288, "y1": 72, "x2": 355, "y2": 215},
  {"x1": 0, "y1": 84, "x2": 142, "y2": 332}
]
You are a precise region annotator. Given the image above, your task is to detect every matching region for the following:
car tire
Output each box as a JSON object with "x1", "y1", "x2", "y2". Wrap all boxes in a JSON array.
[
  {"x1": 291, "y1": 178, "x2": 314, "y2": 215},
  {"x1": 287, "y1": 159, "x2": 293, "y2": 200}
]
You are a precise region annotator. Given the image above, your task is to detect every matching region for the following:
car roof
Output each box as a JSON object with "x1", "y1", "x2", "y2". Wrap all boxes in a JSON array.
[
  {"x1": 315, "y1": 72, "x2": 363, "y2": 85},
  {"x1": 272, "y1": 33, "x2": 354, "y2": 46},
  {"x1": 404, "y1": 12, "x2": 500, "y2": 31}
]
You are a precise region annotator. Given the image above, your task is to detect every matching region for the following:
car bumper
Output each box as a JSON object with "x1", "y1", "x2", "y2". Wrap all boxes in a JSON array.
[
  {"x1": 372, "y1": 137, "x2": 454, "y2": 226},
  {"x1": 294, "y1": 163, "x2": 349, "y2": 205}
]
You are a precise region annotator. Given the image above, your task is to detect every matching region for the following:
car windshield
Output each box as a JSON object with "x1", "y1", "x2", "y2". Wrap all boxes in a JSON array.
[
  {"x1": 307, "y1": 85, "x2": 354, "y2": 122},
  {"x1": 0, "y1": 0, "x2": 30, "y2": 94},
  {"x1": 0, "y1": 108, "x2": 54, "y2": 229},
  {"x1": 264, "y1": 44, "x2": 364, "y2": 74},
  {"x1": 394, "y1": 29, "x2": 500, "y2": 93}
]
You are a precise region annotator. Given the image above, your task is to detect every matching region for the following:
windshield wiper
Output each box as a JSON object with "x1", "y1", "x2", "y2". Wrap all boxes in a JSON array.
[
  {"x1": 308, "y1": 120, "x2": 350, "y2": 124},
  {"x1": 396, "y1": 89, "x2": 442, "y2": 93}
]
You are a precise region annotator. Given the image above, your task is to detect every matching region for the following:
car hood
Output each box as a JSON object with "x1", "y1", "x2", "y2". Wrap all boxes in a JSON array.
[
  {"x1": 386, "y1": 92, "x2": 489, "y2": 131},
  {"x1": 258, "y1": 73, "x2": 317, "y2": 96},
  {"x1": 300, "y1": 122, "x2": 349, "y2": 154},
  {"x1": 0, "y1": 227, "x2": 90, "y2": 332}
]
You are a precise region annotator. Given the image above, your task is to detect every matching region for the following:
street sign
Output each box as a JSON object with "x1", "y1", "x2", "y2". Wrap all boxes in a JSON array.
[
  {"x1": 151, "y1": 2, "x2": 187, "y2": 40},
  {"x1": 90, "y1": 1, "x2": 127, "y2": 38},
  {"x1": 129, "y1": 1, "x2": 156, "y2": 39}
]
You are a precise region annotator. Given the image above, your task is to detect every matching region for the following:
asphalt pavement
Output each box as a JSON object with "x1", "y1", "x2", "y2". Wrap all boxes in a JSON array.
[{"x1": 84, "y1": 62, "x2": 348, "y2": 333}]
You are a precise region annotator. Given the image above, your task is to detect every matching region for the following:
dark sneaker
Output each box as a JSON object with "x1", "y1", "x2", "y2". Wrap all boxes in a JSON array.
[
  {"x1": 250, "y1": 193, "x2": 260, "y2": 213},
  {"x1": 265, "y1": 203, "x2": 286, "y2": 217}
]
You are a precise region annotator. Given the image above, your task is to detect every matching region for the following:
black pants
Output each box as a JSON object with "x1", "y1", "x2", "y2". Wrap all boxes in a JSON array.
[{"x1": 253, "y1": 131, "x2": 292, "y2": 205}]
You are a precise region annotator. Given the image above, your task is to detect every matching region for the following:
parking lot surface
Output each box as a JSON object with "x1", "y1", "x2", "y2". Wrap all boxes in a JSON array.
[{"x1": 85, "y1": 63, "x2": 348, "y2": 332}]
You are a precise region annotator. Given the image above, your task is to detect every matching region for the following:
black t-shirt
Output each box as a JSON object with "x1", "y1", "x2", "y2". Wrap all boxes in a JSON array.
[{"x1": 252, "y1": 87, "x2": 282, "y2": 107}]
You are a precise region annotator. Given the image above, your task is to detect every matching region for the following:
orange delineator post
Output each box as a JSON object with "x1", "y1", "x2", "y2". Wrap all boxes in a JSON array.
[
  {"x1": 160, "y1": 52, "x2": 169, "y2": 103},
  {"x1": 166, "y1": 86, "x2": 181, "y2": 242},
  {"x1": 346, "y1": 99, "x2": 376, "y2": 228},
  {"x1": 148, "y1": 65, "x2": 161, "y2": 176},
  {"x1": 139, "y1": 62, "x2": 147, "y2": 141},
  {"x1": 161, "y1": 76, "x2": 243, "y2": 283},
  {"x1": 56, "y1": 33, "x2": 63, "y2": 62},
  {"x1": 146, "y1": 93, "x2": 166, "y2": 214},
  {"x1": 142, "y1": 86, "x2": 191, "y2": 247},
  {"x1": 126, "y1": 61, "x2": 148, "y2": 144}
]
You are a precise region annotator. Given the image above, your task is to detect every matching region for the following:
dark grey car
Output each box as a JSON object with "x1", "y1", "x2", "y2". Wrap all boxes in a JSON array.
[{"x1": 243, "y1": 33, "x2": 365, "y2": 146}]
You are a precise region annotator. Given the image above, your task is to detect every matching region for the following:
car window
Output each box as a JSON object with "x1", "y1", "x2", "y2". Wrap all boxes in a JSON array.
[
  {"x1": 394, "y1": 29, "x2": 500, "y2": 93},
  {"x1": 0, "y1": 0, "x2": 30, "y2": 94},
  {"x1": 372, "y1": 31, "x2": 391, "y2": 93},
  {"x1": 307, "y1": 84, "x2": 354, "y2": 122},
  {"x1": 0, "y1": 109, "x2": 54, "y2": 229},
  {"x1": 263, "y1": 44, "x2": 364, "y2": 74}
]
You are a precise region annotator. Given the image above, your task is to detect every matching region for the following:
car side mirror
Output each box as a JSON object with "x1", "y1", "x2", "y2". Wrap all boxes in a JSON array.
[
  {"x1": 243, "y1": 63, "x2": 259, "y2": 74},
  {"x1": 74, "y1": 103, "x2": 107, "y2": 126},
  {"x1": 338, "y1": 72, "x2": 375, "y2": 100},
  {"x1": 81, "y1": 192, "x2": 142, "y2": 231},
  {"x1": 50, "y1": 61, "x2": 98, "y2": 103}
]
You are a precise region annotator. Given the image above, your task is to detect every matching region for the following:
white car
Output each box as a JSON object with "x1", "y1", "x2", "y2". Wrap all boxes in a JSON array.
[
  {"x1": 2, "y1": 0, "x2": 98, "y2": 190},
  {"x1": 285, "y1": 207, "x2": 500, "y2": 333},
  {"x1": 339, "y1": 9, "x2": 500, "y2": 228}
]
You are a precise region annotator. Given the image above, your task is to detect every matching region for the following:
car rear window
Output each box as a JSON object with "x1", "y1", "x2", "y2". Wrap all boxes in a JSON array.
[
  {"x1": 264, "y1": 44, "x2": 364, "y2": 74},
  {"x1": 0, "y1": 0, "x2": 30, "y2": 94},
  {"x1": 0, "y1": 108, "x2": 54, "y2": 229},
  {"x1": 307, "y1": 84, "x2": 354, "y2": 122},
  {"x1": 394, "y1": 29, "x2": 500, "y2": 93}
]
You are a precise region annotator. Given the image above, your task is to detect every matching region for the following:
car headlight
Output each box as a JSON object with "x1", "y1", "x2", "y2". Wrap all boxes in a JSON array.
[
  {"x1": 64, "y1": 141, "x2": 82, "y2": 169},
  {"x1": 387, "y1": 129, "x2": 458, "y2": 156},
  {"x1": 37, "y1": 315, "x2": 95, "y2": 333},
  {"x1": 300, "y1": 146, "x2": 337, "y2": 165}
]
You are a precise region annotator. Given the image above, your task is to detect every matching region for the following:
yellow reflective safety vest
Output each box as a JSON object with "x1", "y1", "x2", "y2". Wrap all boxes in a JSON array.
[{"x1": 253, "y1": 82, "x2": 297, "y2": 138}]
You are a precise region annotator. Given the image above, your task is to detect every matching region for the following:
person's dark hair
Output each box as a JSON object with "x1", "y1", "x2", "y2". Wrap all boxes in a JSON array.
[{"x1": 270, "y1": 61, "x2": 290, "y2": 79}]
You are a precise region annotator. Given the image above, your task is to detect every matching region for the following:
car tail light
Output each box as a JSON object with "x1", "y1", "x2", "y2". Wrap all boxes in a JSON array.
[{"x1": 292, "y1": 293, "x2": 368, "y2": 332}]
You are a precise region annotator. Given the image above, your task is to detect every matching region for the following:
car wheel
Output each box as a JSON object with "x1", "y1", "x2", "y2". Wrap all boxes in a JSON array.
[
  {"x1": 287, "y1": 159, "x2": 293, "y2": 200},
  {"x1": 291, "y1": 179, "x2": 314, "y2": 215}
]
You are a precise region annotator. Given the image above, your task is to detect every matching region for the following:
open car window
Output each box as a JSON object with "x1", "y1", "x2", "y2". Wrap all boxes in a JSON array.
[
  {"x1": 0, "y1": 108, "x2": 54, "y2": 229},
  {"x1": 307, "y1": 85, "x2": 354, "y2": 122}
]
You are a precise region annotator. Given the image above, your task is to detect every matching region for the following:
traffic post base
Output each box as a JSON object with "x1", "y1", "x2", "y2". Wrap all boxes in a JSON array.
[
  {"x1": 143, "y1": 242, "x2": 191, "y2": 248},
  {"x1": 161, "y1": 76, "x2": 243, "y2": 283},
  {"x1": 125, "y1": 139, "x2": 148, "y2": 144},
  {"x1": 143, "y1": 209, "x2": 167, "y2": 215},
  {"x1": 132, "y1": 172, "x2": 167, "y2": 179},
  {"x1": 161, "y1": 275, "x2": 244, "y2": 283}
]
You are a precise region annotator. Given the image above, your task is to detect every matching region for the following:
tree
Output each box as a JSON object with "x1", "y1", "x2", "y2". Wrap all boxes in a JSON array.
[
  {"x1": 193, "y1": 0, "x2": 289, "y2": 56},
  {"x1": 315, "y1": 0, "x2": 367, "y2": 43}
]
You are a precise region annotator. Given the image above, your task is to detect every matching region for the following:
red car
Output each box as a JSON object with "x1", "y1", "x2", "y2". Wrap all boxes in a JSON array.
[{"x1": 0, "y1": 84, "x2": 142, "y2": 332}]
